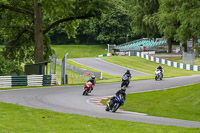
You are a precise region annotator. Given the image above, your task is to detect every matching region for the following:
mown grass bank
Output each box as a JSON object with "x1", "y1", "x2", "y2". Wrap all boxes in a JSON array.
[
  {"x1": 0, "y1": 102, "x2": 199, "y2": 133},
  {"x1": 51, "y1": 45, "x2": 107, "y2": 60},
  {"x1": 102, "y1": 83, "x2": 200, "y2": 122},
  {"x1": 102, "y1": 56, "x2": 200, "y2": 77}
]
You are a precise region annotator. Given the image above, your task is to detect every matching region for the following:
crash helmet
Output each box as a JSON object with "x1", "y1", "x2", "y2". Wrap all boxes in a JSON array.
[
  {"x1": 91, "y1": 75, "x2": 95, "y2": 80},
  {"x1": 121, "y1": 86, "x2": 126, "y2": 92}
]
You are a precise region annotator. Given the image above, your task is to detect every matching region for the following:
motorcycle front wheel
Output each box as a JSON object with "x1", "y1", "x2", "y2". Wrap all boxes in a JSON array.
[
  {"x1": 155, "y1": 76, "x2": 157, "y2": 81},
  {"x1": 112, "y1": 103, "x2": 120, "y2": 112},
  {"x1": 83, "y1": 90, "x2": 88, "y2": 95}
]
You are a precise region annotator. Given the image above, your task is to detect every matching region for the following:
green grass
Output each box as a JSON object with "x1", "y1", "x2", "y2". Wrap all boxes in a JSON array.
[
  {"x1": 0, "y1": 86, "x2": 43, "y2": 91},
  {"x1": 51, "y1": 45, "x2": 107, "y2": 60},
  {"x1": 102, "y1": 83, "x2": 200, "y2": 122},
  {"x1": 102, "y1": 56, "x2": 200, "y2": 78},
  {"x1": 166, "y1": 57, "x2": 200, "y2": 66},
  {"x1": 0, "y1": 102, "x2": 199, "y2": 133}
]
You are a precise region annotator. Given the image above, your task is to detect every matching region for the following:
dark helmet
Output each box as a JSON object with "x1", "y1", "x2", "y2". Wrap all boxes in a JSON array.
[
  {"x1": 91, "y1": 75, "x2": 95, "y2": 79},
  {"x1": 127, "y1": 69, "x2": 130, "y2": 73},
  {"x1": 121, "y1": 86, "x2": 126, "y2": 92}
]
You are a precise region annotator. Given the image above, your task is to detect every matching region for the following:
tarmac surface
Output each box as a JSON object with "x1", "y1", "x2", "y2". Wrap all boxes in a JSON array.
[
  {"x1": 70, "y1": 58, "x2": 148, "y2": 76},
  {"x1": 0, "y1": 75, "x2": 200, "y2": 127}
]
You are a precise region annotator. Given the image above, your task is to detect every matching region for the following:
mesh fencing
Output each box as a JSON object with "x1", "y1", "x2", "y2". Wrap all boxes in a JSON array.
[
  {"x1": 182, "y1": 52, "x2": 195, "y2": 65},
  {"x1": 56, "y1": 59, "x2": 102, "y2": 79},
  {"x1": 49, "y1": 55, "x2": 57, "y2": 74}
]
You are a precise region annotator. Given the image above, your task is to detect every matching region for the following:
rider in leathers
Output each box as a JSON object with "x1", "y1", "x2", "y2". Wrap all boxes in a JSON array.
[
  {"x1": 87, "y1": 76, "x2": 96, "y2": 91},
  {"x1": 110, "y1": 87, "x2": 126, "y2": 106},
  {"x1": 157, "y1": 65, "x2": 163, "y2": 77},
  {"x1": 124, "y1": 69, "x2": 131, "y2": 79}
]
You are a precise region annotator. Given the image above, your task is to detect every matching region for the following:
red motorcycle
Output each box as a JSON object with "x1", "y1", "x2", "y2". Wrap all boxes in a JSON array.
[{"x1": 83, "y1": 81, "x2": 93, "y2": 95}]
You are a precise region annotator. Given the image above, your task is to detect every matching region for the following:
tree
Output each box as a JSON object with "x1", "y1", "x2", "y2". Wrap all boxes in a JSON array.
[
  {"x1": 158, "y1": 0, "x2": 200, "y2": 53},
  {"x1": 0, "y1": 0, "x2": 110, "y2": 63},
  {"x1": 158, "y1": 0, "x2": 181, "y2": 53},
  {"x1": 175, "y1": 0, "x2": 200, "y2": 56},
  {"x1": 77, "y1": 0, "x2": 132, "y2": 44},
  {"x1": 130, "y1": 0, "x2": 160, "y2": 38},
  {"x1": 0, "y1": 55, "x2": 24, "y2": 76}
]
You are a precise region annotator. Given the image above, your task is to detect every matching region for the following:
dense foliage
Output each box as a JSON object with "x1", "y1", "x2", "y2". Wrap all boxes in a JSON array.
[
  {"x1": 0, "y1": 55, "x2": 24, "y2": 76},
  {"x1": 0, "y1": 0, "x2": 200, "y2": 63},
  {"x1": 0, "y1": 0, "x2": 110, "y2": 63}
]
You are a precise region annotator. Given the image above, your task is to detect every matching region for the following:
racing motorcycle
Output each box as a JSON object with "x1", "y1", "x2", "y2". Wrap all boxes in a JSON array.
[
  {"x1": 82, "y1": 81, "x2": 93, "y2": 95},
  {"x1": 121, "y1": 75, "x2": 130, "y2": 87},
  {"x1": 155, "y1": 69, "x2": 164, "y2": 81},
  {"x1": 105, "y1": 94, "x2": 125, "y2": 112}
]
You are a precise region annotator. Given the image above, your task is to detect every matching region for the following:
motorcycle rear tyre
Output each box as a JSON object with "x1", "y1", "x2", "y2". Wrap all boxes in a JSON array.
[{"x1": 105, "y1": 105, "x2": 109, "y2": 111}]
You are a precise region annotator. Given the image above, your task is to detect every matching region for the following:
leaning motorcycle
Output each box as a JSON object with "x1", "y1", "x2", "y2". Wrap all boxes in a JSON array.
[
  {"x1": 121, "y1": 75, "x2": 130, "y2": 87},
  {"x1": 155, "y1": 69, "x2": 164, "y2": 81},
  {"x1": 82, "y1": 81, "x2": 93, "y2": 95},
  {"x1": 105, "y1": 94, "x2": 125, "y2": 112}
]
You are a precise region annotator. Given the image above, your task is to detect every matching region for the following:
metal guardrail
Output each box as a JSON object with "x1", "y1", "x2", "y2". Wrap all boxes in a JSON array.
[{"x1": 56, "y1": 59, "x2": 102, "y2": 79}]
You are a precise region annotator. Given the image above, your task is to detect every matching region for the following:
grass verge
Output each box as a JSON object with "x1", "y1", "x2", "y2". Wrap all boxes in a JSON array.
[
  {"x1": 51, "y1": 45, "x2": 107, "y2": 60},
  {"x1": 0, "y1": 102, "x2": 199, "y2": 133},
  {"x1": 102, "y1": 56, "x2": 200, "y2": 77},
  {"x1": 102, "y1": 83, "x2": 200, "y2": 122}
]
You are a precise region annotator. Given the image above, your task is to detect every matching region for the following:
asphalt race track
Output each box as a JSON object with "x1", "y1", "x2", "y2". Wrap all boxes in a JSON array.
[
  {"x1": 0, "y1": 75, "x2": 200, "y2": 127},
  {"x1": 70, "y1": 58, "x2": 148, "y2": 76}
]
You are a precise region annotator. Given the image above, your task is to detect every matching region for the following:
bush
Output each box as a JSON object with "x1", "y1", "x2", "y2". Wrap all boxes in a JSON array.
[{"x1": 0, "y1": 56, "x2": 24, "y2": 76}]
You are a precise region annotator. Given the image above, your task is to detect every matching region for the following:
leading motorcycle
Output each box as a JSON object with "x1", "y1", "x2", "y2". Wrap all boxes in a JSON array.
[{"x1": 155, "y1": 69, "x2": 164, "y2": 81}]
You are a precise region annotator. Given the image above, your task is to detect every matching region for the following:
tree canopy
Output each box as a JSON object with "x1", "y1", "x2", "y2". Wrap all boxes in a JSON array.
[
  {"x1": 0, "y1": 0, "x2": 110, "y2": 63},
  {"x1": 76, "y1": 0, "x2": 132, "y2": 44},
  {"x1": 0, "y1": 0, "x2": 200, "y2": 64}
]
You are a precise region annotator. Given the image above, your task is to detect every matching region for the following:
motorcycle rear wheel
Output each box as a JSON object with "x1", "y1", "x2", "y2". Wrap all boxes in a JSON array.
[{"x1": 105, "y1": 105, "x2": 109, "y2": 111}]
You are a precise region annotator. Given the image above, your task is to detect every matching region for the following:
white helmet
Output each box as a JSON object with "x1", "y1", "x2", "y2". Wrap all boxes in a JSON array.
[{"x1": 91, "y1": 75, "x2": 95, "y2": 79}]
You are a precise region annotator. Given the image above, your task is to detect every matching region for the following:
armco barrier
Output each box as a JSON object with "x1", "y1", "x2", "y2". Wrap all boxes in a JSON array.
[
  {"x1": 136, "y1": 52, "x2": 200, "y2": 71},
  {"x1": 56, "y1": 59, "x2": 102, "y2": 79},
  {"x1": 0, "y1": 75, "x2": 57, "y2": 88}
]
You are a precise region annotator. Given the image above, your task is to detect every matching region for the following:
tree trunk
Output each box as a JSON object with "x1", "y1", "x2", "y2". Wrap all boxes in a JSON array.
[
  {"x1": 192, "y1": 36, "x2": 197, "y2": 47},
  {"x1": 167, "y1": 38, "x2": 172, "y2": 53},
  {"x1": 182, "y1": 42, "x2": 187, "y2": 52},
  {"x1": 34, "y1": 0, "x2": 44, "y2": 63}
]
